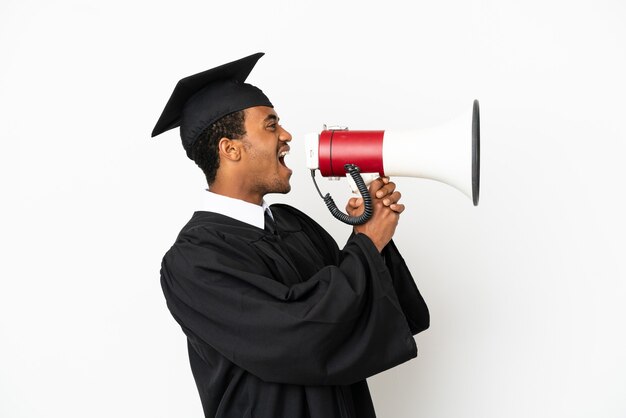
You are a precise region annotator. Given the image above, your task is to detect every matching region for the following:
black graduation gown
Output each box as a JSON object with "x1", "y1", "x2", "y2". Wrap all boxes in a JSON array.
[{"x1": 161, "y1": 204, "x2": 429, "y2": 418}]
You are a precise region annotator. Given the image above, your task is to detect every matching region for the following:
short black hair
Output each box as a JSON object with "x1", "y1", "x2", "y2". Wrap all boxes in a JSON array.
[{"x1": 191, "y1": 110, "x2": 246, "y2": 186}]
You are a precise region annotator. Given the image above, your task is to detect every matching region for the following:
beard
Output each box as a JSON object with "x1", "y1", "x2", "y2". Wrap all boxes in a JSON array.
[{"x1": 250, "y1": 172, "x2": 292, "y2": 197}]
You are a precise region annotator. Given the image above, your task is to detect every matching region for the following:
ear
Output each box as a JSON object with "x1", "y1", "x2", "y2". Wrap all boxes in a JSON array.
[{"x1": 218, "y1": 137, "x2": 242, "y2": 162}]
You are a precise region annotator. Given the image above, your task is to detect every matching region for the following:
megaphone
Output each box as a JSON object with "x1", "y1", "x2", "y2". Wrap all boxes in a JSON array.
[{"x1": 305, "y1": 100, "x2": 480, "y2": 225}]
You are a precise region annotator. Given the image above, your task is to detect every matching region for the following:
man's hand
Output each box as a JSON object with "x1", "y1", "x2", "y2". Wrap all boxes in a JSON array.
[{"x1": 345, "y1": 177, "x2": 405, "y2": 252}]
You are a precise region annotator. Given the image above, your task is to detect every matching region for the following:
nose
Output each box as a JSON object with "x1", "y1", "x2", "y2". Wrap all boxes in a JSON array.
[{"x1": 279, "y1": 126, "x2": 292, "y2": 143}]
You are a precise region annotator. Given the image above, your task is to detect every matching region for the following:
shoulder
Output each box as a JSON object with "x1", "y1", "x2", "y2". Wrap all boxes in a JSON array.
[
  {"x1": 174, "y1": 211, "x2": 265, "y2": 246},
  {"x1": 162, "y1": 212, "x2": 268, "y2": 274}
]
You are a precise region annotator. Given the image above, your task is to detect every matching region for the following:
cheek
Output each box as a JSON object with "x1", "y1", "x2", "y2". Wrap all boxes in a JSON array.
[{"x1": 246, "y1": 148, "x2": 276, "y2": 170}]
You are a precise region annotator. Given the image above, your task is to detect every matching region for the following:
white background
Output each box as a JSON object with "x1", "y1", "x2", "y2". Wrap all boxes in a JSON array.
[{"x1": 1, "y1": 0, "x2": 625, "y2": 417}]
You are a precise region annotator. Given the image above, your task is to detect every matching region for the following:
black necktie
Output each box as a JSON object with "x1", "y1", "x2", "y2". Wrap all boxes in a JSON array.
[{"x1": 264, "y1": 209, "x2": 276, "y2": 235}]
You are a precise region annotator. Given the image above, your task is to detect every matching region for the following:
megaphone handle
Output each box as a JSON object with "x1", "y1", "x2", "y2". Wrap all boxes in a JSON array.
[{"x1": 311, "y1": 164, "x2": 373, "y2": 226}]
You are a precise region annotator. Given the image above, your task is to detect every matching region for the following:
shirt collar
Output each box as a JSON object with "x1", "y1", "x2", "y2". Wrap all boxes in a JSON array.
[{"x1": 201, "y1": 190, "x2": 271, "y2": 229}]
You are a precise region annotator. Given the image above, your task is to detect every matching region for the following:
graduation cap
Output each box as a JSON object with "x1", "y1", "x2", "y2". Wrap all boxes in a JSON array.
[{"x1": 151, "y1": 52, "x2": 273, "y2": 159}]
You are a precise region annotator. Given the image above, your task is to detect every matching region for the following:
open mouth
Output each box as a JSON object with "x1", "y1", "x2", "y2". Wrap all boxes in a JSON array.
[{"x1": 278, "y1": 149, "x2": 290, "y2": 168}]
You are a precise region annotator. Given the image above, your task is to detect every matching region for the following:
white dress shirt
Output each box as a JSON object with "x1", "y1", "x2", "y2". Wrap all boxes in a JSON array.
[{"x1": 201, "y1": 190, "x2": 273, "y2": 230}]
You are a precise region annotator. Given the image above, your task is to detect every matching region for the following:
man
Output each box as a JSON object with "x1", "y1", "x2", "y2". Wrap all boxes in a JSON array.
[{"x1": 152, "y1": 52, "x2": 429, "y2": 418}]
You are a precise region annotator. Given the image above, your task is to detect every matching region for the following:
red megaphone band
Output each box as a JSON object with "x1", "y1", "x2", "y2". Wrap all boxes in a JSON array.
[{"x1": 318, "y1": 130, "x2": 386, "y2": 177}]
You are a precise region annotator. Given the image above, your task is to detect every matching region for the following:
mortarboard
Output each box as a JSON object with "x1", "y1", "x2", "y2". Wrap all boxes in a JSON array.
[{"x1": 151, "y1": 52, "x2": 273, "y2": 159}]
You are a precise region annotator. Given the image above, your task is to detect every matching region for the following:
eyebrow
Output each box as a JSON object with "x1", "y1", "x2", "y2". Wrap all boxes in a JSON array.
[{"x1": 264, "y1": 114, "x2": 279, "y2": 123}]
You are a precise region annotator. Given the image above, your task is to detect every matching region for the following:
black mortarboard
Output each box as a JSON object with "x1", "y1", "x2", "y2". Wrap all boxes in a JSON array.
[{"x1": 151, "y1": 52, "x2": 273, "y2": 159}]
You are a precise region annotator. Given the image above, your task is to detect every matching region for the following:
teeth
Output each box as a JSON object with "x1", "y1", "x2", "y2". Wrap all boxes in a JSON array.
[{"x1": 279, "y1": 151, "x2": 289, "y2": 158}]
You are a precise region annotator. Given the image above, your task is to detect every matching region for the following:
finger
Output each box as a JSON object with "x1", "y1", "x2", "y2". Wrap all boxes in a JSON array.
[
  {"x1": 375, "y1": 181, "x2": 397, "y2": 198},
  {"x1": 368, "y1": 178, "x2": 387, "y2": 196},
  {"x1": 346, "y1": 197, "x2": 364, "y2": 214},
  {"x1": 347, "y1": 197, "x2": 363, "y2": 208},
  {"x1": 389, "y1": 203, "x2": 405, "y2": 214},
  {"x1": 382, "y1": 191, "x2": 402, "y2": 206}
]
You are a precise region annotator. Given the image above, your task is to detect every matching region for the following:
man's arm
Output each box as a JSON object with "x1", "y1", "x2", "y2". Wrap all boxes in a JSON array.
[{"x1": 346, "y1": 177, "x2": 430, "y2": 334}]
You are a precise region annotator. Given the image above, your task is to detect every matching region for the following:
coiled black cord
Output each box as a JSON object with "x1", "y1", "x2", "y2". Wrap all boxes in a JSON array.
[{"x1": 310, "y1": 164, "x2": 373, "y2": 225}]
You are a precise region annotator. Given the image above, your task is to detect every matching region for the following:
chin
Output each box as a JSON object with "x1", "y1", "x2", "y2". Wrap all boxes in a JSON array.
[
  {"x1": 276, "y1": 175, "x2": 292, "y2": 194},
  {"x1": 264, "y1": 179, "x2": 291, "y2": 196},
  {"x1": 275, "y1": 182, "x2": 291, "y2": 195}
]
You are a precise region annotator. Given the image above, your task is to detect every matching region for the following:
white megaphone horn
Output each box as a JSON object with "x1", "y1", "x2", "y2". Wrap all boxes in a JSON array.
[{"x1": 305, "y1": 100, "x2": 480, "y2": 225}]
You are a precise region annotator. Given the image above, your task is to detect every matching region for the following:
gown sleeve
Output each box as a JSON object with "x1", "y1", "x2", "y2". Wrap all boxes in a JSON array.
[
  {"x1": 382, "y1": 239, "x2": 430, "y2": 335},
  {"x1": 161, "y1": 217, "x2": 426, "y2": 386}
]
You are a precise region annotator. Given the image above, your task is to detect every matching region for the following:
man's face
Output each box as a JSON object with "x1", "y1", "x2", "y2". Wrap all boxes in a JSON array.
[{"x1": 239, "y1": 106, "x2": 293, "y2": 198}]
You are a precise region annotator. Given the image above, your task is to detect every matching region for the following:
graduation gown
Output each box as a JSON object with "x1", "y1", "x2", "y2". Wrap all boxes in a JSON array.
[{"x1": 161, "y1": 204, "x2": 429, "y2": 418}]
